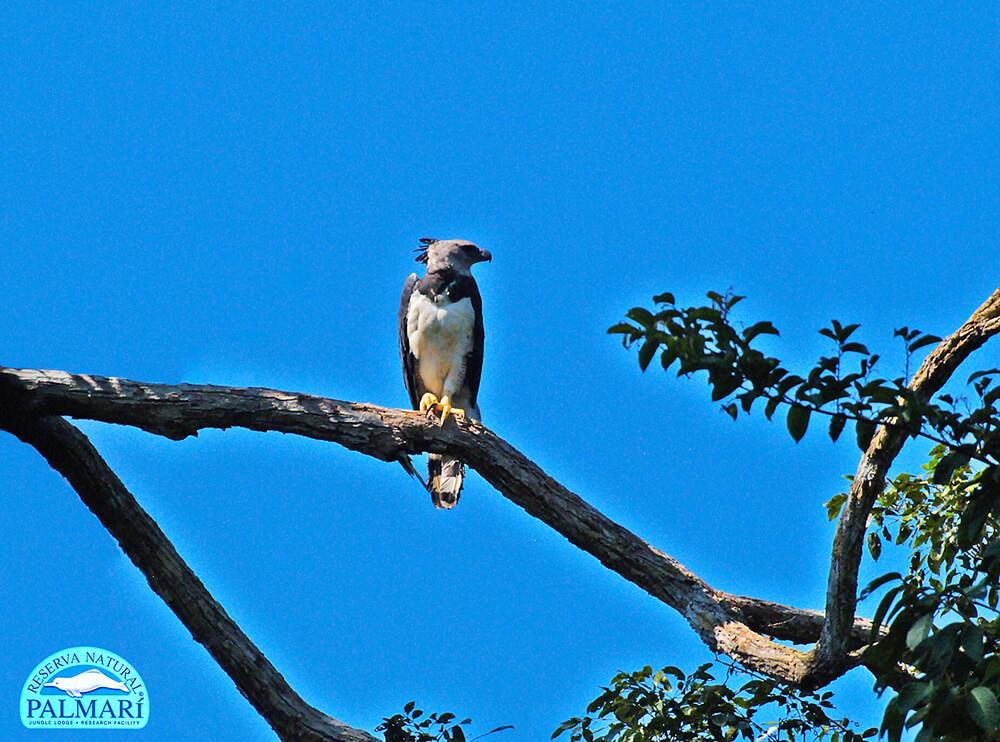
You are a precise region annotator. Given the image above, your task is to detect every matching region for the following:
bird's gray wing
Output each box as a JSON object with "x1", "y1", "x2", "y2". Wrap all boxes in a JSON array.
[
  {"x1": 398, "y1": 273, "x2": 421, "y2": 409},
  {"x1": 396, "y1": 272, "x2": 427, "y2": 487},
  {"x1": 465, "y1": 280, "x2": 485, "y2": 414}
]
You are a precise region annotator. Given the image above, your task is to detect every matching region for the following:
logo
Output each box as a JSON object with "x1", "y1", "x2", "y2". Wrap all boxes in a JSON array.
[{"x1": 20, "y1": 646, "x2": 149, "y2": 729}]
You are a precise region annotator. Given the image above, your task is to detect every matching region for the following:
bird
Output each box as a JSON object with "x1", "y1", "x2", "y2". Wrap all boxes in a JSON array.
[{"x1": 398, "y1": 237, "x2": 492, "y2": 508}]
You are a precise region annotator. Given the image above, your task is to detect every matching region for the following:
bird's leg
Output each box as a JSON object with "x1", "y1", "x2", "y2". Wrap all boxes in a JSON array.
[
  {"x1": 437, "y1": 395, "x2": 465, "y2": 426},
  {"x1": 419, "y1": 392, "x2": 440, "y2": 416}
]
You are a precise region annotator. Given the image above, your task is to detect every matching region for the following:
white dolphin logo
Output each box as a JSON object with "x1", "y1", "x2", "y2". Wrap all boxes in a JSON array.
[{"x1": 43, "y1": 669, "x2": 129, "y2": 698}]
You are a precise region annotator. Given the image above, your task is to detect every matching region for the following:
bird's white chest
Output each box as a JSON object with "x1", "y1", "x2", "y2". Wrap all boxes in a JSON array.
[
  {"x1": 406, "y1": 292, "x2": 475, "y2": 362},
  {"x1": 406, "y1": 291, "x2": 475, "y2": 399}
]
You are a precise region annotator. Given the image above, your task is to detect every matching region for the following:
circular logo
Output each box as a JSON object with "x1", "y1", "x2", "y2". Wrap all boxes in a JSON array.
[{"x1": 20, "y1": 646, "x2": 149, "y2": 730}]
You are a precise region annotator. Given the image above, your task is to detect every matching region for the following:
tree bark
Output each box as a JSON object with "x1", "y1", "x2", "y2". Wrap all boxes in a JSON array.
[
  {"x1": 0, "y1": 366, "x2": 866, "y2": 682},
  {"x1": 808, "y1": 288, "x2": 1000, "y2": 685},
  {"x1": 2, "y1": 288, "x2": 996, "y2": 726},
  {"x1": 0, "y1": 411, "x2": 376, "y2": 742}
]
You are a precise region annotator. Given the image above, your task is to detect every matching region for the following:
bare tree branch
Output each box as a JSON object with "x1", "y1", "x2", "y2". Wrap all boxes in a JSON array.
[
  {"x1": 809, "y1": 288, "x2": 1000, "y2": 685},
  {"x1": 0, "y1": 366, "x2": 864, "y2": 682},
  {"x1": 6, "y1": 291, "x2": 994, "y2": 734},
  {"x1": 6, "y1": 289, "x2": 996, "y2": 697},
  {"x1": 0, "y1": 411, "x2": 376, "y2": 742}
]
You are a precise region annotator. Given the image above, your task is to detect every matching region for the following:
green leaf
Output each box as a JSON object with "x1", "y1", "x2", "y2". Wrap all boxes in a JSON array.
[
  {"x1": 743, "y1": 321, "x2": 780, "y2": 341},
  {"x1": 551, "y1": 719, "x2": 578, "y2": 738},
  {"x1": 839, "y1": 322, "x2": 862, "y2": 341},
  {"x1": 607, "y1": 322, "x2": 638, "y2": 335},
  {"x1": 764, "y1": 395, "x2": 782, "y2": 420},
  {"x1": 637, "y1": 339, "x2": 658, "y2": 371},
  {"x1": 981, "y1": 538, "x2": 1000, "y2": 568},
  {"x1": 959, "y1": 488, "x2": 998, "y2": 549},
  {"x1": 909, "y1": 335, "x2": 941, "y2": 352},
  {"x1": 662, "y1": 665, "x2": 685, "y2": 680},
  {"x1": 652, "y1": 292, "x2": 675, "y2": 305},
  {"x1": 969, "y1": 368, "x2": 1000, "y2": 383},
  {"x1": 482, "y1": 725, "x2": 515, "y2": 737},
  {"x1": 626, "y1": 307, "x2": 655, "y2": 328},
  {"x1": 689, "y1": 306, "x2": 722, "y2": 322},
  {"x1": 862, "y1": 573, "x2": 900, "y2": 604},
  {"x1": 829, "y1": 413, "x2": 846, "y2": 442},
  {"x1": 825, "y1": 493, "x2": 847, "y2": 521},
  {"x1": 905, "y1": 613, "x2": 933, "y2": 651},
  {"x1": 867, "y1": 531, "x2": 882, "y2": 561},
  {"x1": 963, "y1": 625, "x2": 985, "y2": 663},
  {"x1": 932, "y1": 449, "x2": 969, "y2": 484},
  {"x1": 659, "y1": 345, "x2": 677, "y2": 371},
  {"x1": 856, "y1": 419, "x2": 876, "y2": 451},
  {"x1": 711, "y1": 375, "x2": 742, "y2": 401},
  {"x1": 968, "y1": 687, "x2": 1000, "y2": 732},
  {"x1": 894, "y1": 682, "x2": 931, "y2": 714},
  {"x1": 869, "y1": 585, "x2": 903, "y2": 643},
  {"x1": 881, "y1": 696, "x2": 905, "y2": 742},
  {"x1": 787, "y1": 404, "x2": 811, "y2": 442}
]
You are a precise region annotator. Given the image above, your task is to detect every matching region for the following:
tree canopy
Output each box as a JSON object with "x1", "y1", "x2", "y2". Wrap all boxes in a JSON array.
[
  {"x1": 4, "y1": 288, "x2": 997, "y2": 741},
  {"x1": 552, "y1": 288, "x2": 1000, "y2": 741}
]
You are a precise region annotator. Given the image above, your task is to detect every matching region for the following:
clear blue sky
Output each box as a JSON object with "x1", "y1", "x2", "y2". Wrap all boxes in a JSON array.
[{"x1": 1, "y1": 3, "x2": 997, "y2": 740}]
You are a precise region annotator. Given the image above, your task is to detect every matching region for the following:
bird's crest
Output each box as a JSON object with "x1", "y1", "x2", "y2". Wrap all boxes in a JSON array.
[{"x1": 414, "y1": 237, "x2": 438, "y2": 264}]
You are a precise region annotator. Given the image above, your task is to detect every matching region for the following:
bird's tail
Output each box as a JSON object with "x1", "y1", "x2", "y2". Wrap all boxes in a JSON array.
[{"x1": 427, "y1": 454, "x2": 464, "y2": 509}]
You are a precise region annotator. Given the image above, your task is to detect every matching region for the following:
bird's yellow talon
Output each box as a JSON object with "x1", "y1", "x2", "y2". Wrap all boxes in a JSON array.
[
  {"x1": 437, "y1": 396, "x2": 465, "y2": 426},
  {"x1": 419, "y1": 392, "x2": 440, "y2": 415}
]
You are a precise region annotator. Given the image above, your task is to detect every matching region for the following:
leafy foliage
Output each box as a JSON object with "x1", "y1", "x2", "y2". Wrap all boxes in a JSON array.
[
  {"x1": 552, "y1": 662, "x2": 875, "y2": 741},
  {"x1": 601, "y1": 289, "x2": 1000, "y2": 741},
  {"x1": 859, "y1": 531, "x2": 1000, "y2": 742},
  {"x1": 383, "y1": 290, "x2": 1000, "y2": 742},
  {"x1": 843, "y1": 452, "x2": 1000, "y2": 741},
  {"x1": 608, "y1": 291, "x2": 999, "y2": 464},
  {"x1": 377, "y1": 702, "x2": 513, "y2": 742}
]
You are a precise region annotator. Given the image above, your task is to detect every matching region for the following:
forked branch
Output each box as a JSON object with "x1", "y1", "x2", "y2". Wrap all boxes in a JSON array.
[
  {"x1": 0, "y1": 366, "x2": 867, "y2": 683},
  {"x1": 809, "y1": 288, "x2": 1000, "y2": 685},
  {"x1": 1, "y1": 288, "x2": 996, "y2": 732}
]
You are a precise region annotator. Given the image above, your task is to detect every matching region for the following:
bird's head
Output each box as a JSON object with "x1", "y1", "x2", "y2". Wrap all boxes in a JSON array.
[{"x1": 415, "y1": 237, "x2": 492, "y2": 275}]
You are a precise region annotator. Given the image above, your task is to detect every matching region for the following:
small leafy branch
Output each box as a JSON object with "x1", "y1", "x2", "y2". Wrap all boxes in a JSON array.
[
  {"x1": 604, "y1": 289, "x2": 1000, "y2": 741},
  {"x1": 2, "y1": 288, "x2": 996, "y2": 741},
  {"x1": 609, "y1": 291, "x2": 999, "y2": 466},
  {"x1": 552, "y1": 662, "x2": 875, "y2": 741},
  {"x1": 844, "y1": 450, "x2": 1000, "y2": 741},
  {"x1": 377, "y1": 702, "x2": 513, "y2": 742}
]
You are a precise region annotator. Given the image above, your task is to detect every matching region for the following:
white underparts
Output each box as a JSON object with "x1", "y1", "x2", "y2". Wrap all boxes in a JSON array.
[{"x1": 407, "y1": 291, "x2": 476, "y2": 412}]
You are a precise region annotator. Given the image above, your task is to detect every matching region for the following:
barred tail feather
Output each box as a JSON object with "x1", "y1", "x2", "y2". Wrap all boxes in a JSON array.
[{"x1": 428, "y1": 454, "x2": 464, "y2": 509}]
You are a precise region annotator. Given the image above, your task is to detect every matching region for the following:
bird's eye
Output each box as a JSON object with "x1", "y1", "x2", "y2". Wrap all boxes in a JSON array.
[{"x1": 462, "y1": 244, "x2": 477, "y2": 254}]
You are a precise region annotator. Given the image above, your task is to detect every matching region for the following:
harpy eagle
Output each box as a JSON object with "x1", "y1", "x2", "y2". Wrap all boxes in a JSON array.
[{"x1": 398, "y1": 237, "x2": 492, "y2": 508}]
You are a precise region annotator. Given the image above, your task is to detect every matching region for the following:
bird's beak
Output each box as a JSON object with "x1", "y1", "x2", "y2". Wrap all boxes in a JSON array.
[{"x1": 478, "y1": 249, "x2": 492, "y2": 263}]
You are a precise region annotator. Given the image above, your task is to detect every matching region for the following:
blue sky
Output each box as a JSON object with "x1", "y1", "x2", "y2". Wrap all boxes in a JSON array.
[{"x1": 1, "y1": 3, "x2": 997, "y2": 739}]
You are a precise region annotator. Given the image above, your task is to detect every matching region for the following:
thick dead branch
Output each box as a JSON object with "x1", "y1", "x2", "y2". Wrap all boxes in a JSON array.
[
  {"x1": 13, "y1": 287, "x2": 996, "y2": 693},
  {"x1": 721, "y1": 594, "x2": 875, "y2": 650},
  {"x1": 0, "y1": 412, "x2": 376, "y2": 742},
  {"x1": 0, "y1": 366, "x2": 867, "y2": 683},
  {"x1": 7, "y1": 295, "x2": 994, "y2": 729},
  {"x1": 809, "y1": 288, "x2": 1000, "y2": 685}
]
